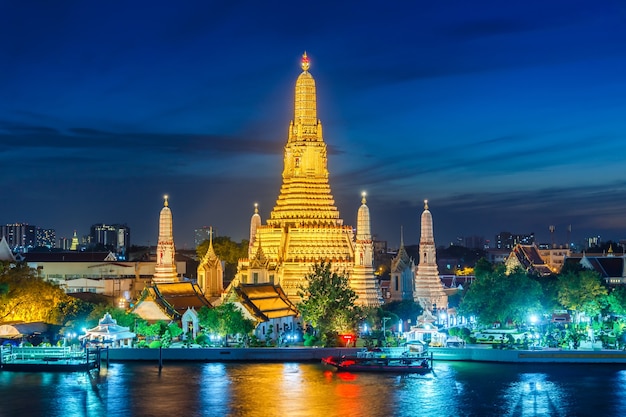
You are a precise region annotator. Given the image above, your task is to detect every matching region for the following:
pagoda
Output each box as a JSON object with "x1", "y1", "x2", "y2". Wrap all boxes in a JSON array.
[
  {"x1": 414, "y1": 200, "x2": 447, "y2": 322},
  {"x1": 233, "y1": 53, "x2": 380, "y2": 306},
  {"x1": 153, "y1": 195, "x2": 178, "y2": 283}
]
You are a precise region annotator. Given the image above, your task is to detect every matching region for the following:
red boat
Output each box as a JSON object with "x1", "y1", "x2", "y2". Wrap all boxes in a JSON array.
[{"x1": 322, "y1": 350, "x2": 432, "y2": 373}]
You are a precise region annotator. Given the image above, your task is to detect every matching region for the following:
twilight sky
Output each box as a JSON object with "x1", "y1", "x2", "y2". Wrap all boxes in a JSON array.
[{"x1": 1, "y1": 0, "x2": 626, "y2": 250}]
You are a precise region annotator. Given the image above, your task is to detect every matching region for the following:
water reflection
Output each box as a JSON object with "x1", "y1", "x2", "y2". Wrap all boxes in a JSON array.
[
  {"x1": 1, "y1": 361, "x2": 626, "y2": 417},
  {"x1": 501, "y1": 373, "x2": 567, "y2": 417}
]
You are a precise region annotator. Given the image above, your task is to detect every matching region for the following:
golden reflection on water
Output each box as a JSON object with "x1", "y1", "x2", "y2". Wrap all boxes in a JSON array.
[{"x1": 3, "y1": 361, "x2": 626, "y2": 416}]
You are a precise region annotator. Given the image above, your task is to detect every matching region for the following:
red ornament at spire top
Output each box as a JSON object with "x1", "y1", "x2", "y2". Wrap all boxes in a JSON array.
[{"x1": 301, "y1": 52, "x2": 310, "y2": 71}]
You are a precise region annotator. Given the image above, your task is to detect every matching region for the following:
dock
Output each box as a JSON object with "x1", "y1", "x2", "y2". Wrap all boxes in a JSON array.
[{"x1": 0, "y1": 345, "x2": 101, "y2": 372}]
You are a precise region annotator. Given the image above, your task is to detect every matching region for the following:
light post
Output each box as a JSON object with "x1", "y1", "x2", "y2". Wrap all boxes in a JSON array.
[{"x1": 382, "y1": 317, "x2": 391, "y2": 344}]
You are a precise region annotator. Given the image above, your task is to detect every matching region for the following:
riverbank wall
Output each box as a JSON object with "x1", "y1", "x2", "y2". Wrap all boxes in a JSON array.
[
  {"x1": 103, "y1": 346, "x2": 626, "y2": 364},
  {"x1": 429, "y1": 346, "x2": 626, "y2": 364}
]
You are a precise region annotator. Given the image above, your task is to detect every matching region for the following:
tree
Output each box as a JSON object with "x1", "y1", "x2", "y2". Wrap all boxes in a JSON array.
[
  {"x1": 0, "y1": 262, "x2": 74, "y2": 324},
  {"x1": 297, "y1": 261, "x2": 362, "y2": 346},
  {"x1": 381, "y1": 300, "x2": 422, "y2": 326},
  {"x1": 607, "y1": 286, "x2": 626, "y2": 317},
  {"x1": 558, "y1": 269, "x2": 608, "y2": 322},
  {"x1": 458, "y1": 265, "x2": 542, "y2": 327},
  {"x1": 197, "y1": 303, "x2": 255, "y2": 345}
]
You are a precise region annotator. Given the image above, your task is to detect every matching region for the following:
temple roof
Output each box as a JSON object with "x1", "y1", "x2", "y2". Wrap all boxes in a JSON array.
[
  {"x1": 0, "y1": 237, "x2": 16, "y2": 262},
  {"x1": 233, "y1": 283, "x2": 299, "y2": 321},
  {"x1": 133, "y1": 281, "x2": 211, "y2": 321},
  {"x1": 507, "y1": 244, "x2": 553, "y2": 276}
]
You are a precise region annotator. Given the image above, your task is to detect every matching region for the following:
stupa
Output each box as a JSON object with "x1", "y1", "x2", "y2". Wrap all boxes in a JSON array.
[
  {"x1": 153, "y1": 195, "x2": 178, "y2": 283},
  {"x1": 232, "y1": 53, "x2": 380, "y2": 306},
  {"x1": 414, "y1": 200, "x2": 448, "y2": 322}
]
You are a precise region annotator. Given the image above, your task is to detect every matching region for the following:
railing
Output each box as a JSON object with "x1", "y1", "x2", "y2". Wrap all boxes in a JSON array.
[{"x1": 2, "y1": 346, "x2": 88, "y2": 362}]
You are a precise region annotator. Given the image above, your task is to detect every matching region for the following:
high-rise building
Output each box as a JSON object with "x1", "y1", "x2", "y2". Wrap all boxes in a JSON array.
[
  {"x1": 90, "y1": 223, "x2": 130, "y2": 260},
  {"x1": 36, "y1": 228, "x2": 56, "y2": 248},
  {"x1": 495, "y1": 231, "x2": 535, "y2": 249},
  {"x1": 1, "y1": 223, "x2": 36, "y2": 252},
  {"x1": 232, "y1": 53, "x2": 381, "y2": 306}
]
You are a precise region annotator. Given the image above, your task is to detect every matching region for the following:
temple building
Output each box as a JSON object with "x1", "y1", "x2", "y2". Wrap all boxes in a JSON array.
[
  {"x1": 231, "y1": 53, "x2": 381, "y2": 306},
  {"x1": 414, "y1": 200, "x2": 447, "y2": 322},
  {"x1": 388, "y1": 228, "x2": 416, "y2": 301},
  {"x1": 153, "y1": 195, "x2": 178, "y2": 283},
  {"x1": 196, "y1": 226, "x2": 224, "y2": 303},
  {"x1": 131, "y1": 196, "x2": 212, "y2": 324}
]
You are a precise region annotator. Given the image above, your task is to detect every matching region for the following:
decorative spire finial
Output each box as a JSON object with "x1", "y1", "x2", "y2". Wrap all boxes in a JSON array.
[
  {"x1": 301, "y1": 51, "x2": 310, "y2": 72},
  {"x1": 254, "y1": 202, "x2": 259, "y2": 214},
  {"x1": 361, "y1": 191, "x2": 367, "y2": 204},
  {"x1": 424, "y1": 199, "x2": 428, "y2": 210},
  {"x1": 164, "y1": 195, "x2": 169, "y2": 207}
]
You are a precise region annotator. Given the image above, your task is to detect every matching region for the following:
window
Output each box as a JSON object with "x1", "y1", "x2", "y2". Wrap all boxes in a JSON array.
[{"x1": 253, "y1": 272, "x2": 259, "y2": 284}]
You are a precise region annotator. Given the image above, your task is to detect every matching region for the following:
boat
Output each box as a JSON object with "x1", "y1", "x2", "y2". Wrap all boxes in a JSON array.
[
  {"x1": 322, "y1": 348, "x2": 433, "y2": 373},
  {"x1": 0, "y1": 345, "x2": 101, "y2": 372}
]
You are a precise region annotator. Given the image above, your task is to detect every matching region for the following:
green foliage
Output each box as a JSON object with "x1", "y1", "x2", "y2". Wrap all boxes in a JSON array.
[
  {"x1": 381, "y1": 300, "x2": 423, "y2": 324},
  {"x1": 607, "y1": 286, "x2": 626, "y2": 316},
  {"x1": 557, "y1": 269, "x2": 608, "y2": 321},
  {"x1": 197, "y1": 303, "x2": 255, "y2": 342},
  {"x1": 459, "y1": 265, "x2": 542, "y2": 326},
  {"x1": 297, "y1": 261, "x2": 362, "y2": 346},
  {"x1": 148, "y1": 340, "x2": 162, "y2": 349},
  {"x1": 168, "y1": 322, "x2": 183, "y2": 339},
  {"x1": 196, "y1": 236, "x2": 249, "y2": 282}
]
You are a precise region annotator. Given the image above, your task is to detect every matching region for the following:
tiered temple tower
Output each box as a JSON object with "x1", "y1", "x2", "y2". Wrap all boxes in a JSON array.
[
  {"x1": 153, "y1": 195, "x2": 178, "y2": 283},
  {"x1": 196, "y1": 226, "x2": 224, "y2": 301},
  {"x1": 414, "y1": 200, "x2": 447, "y2": 321},
  {"x1": 234, "y1": 53, "x2": 380, "y2": 306},
  {"x1": 351, "y1": 193, "x2": 383, "y2": 305}
]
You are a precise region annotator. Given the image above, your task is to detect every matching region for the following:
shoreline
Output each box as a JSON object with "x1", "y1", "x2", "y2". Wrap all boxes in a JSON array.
[{"x1": 101, "y1": 346, "x2": 626, "y2": 364}]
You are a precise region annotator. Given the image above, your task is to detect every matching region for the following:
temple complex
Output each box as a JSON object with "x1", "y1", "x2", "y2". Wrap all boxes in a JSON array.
[
  {"x1": 153, "y1": 195, "x2": 178, "y2": 283},
  {"x1": 414, "y1": 200, "x2": 448, "y2": 322},
  {"x1": 231, "y1": 53, "x2": 381, "y2": 306}
]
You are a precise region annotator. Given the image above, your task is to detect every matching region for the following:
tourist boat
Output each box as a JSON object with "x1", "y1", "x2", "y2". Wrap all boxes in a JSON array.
[
  {"x1": 322, "y1": 348, "x2": 432, "y2": 373},
  {"x1": 0, "y1": 346, "x2": 100, "y2": 372}
]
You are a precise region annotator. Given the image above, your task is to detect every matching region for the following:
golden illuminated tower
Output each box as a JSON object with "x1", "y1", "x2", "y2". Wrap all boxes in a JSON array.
[
  {"x1": 414, "y1": 200, "x2": 447, "y2": 319},
  {"x1": 197, "y1": 226, "x2": 224, "y2": 301},
  {"x1": 153, "y1": 195, "x2": 178, "y2": 283},
  {"x1": 234, "y1": 53, "x2": 379, "y2": 305}
]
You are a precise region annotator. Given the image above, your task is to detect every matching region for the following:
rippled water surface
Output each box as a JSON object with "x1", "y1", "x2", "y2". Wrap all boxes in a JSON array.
[{"x1": 2, "y1": 361, "x2": 626, "y2": 416}]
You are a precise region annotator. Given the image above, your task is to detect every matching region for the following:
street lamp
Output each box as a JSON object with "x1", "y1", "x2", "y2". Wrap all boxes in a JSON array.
[{"x1": 382, "y1": 317, "x2": 391, "y2": 341}]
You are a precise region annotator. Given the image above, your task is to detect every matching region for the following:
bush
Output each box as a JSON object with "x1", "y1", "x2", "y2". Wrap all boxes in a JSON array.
[{"x1": 148, "y1": 340, "x2": 162, "y2": 349}]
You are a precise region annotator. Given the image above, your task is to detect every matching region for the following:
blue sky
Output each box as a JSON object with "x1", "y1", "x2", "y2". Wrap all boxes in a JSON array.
[{"x1": 1, "y1": 0, "x2": 626, "y2": 249}]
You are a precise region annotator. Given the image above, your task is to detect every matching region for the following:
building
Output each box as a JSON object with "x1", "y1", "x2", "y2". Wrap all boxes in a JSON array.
[
  {"x1": 196, "y1": 226, "x2": 224, "y2": 303},
  {"x1": 1, "y1": 223, "x2": 36, "y2": 252},
  {"x1": 505, "y1": 244, "x2": 553, "y2": 276},
  {"x1": 35, "y1": 228, "x2": 56, "y2": 248},
  {"x1": 388, "y1": 228, "x2": 415, "y2": 302},
  {"x1": 90, "y1": 223, "x2": 130, "y2": 260},
  {"x1": 565, "y1": 249, "x2": 626, "y2": 286},
  {"x1": 496, "y1": 231, "x2": 535, "y2": 250},
  {"x1": 230, "y1": 53, "x2": 381, "y2": 307}
]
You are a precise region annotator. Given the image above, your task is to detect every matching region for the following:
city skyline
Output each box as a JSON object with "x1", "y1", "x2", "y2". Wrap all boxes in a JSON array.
[{"x1": 2, "y1": 1, "x2": 626, "y2": 249}]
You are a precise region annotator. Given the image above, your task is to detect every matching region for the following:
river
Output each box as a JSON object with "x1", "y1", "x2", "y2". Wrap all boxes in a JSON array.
[{"x1": 1, "y1": 361, "x2": 625, "y2": 417}]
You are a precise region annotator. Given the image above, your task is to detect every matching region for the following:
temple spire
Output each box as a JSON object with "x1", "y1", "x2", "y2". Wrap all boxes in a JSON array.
[{"x1": 153, "y1": 194, "x2": 178, "y2": 283}]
